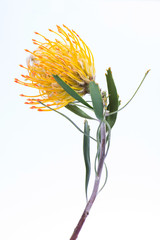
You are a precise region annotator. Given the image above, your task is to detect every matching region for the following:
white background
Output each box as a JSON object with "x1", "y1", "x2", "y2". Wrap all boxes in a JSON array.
[{"x1": 0, "y1": 0, "x2": 160, "y2": 239}]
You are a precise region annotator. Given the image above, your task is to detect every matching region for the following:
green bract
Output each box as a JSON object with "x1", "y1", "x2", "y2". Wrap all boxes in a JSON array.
[
  {"x1": 89, "y1": 81, "x2": 104, "y2": 121},
  {"x1": 53, "y1": 75, "x2": 93, "y2": 109},
  {"x1": 65, "y1": 104, "x2": 94, "y2": 120},
  {"x1": 105, "y1": 68, "x2": 119, "y2": 128},
  {"x1": 83, "y1": 120, "x2": 91, "y2": 200}
]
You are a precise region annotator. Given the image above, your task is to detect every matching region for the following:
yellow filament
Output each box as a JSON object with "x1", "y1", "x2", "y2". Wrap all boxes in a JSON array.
[{"x1": 17, "y1": 25, "x2": 95, "y2": 111}]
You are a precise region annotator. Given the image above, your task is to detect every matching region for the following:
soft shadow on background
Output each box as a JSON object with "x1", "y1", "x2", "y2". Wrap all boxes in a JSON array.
[{"x1": 0, "y1": 1, "x2": 160, "y2": 240}]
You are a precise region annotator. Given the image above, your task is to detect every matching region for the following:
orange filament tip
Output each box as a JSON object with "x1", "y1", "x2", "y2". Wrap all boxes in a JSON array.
[
  {"x1": 38, "y1": 108, "x2": 43, "y2": 111},
  {"x1": 25, "y1": 102, "x2": 29, "y2": 104},
  {"x1": 20, "y1": 94, "x2": 24, "y2": 97},
  {"x1": 72, "y1": 29, "x2": 79, "y2": 37},
  {"x1": 56, "y1": 25, "x2": 60, "y2": 29},
  {"x1": 19, "y1": 64, "x2": 24, "y2": 68},
  {"x1": 14, "y1": 78, "x2": 18, "y2": 82},
  {"x1": 24, "y1": 49, "x2": 30, "y2": 52},
  {"x1": 57, "y1": 29, "x2": 61, "y2": 34},
  {"x1": 30, "y1": 106, "x2": 36, "y2": 109},
  {"x1": 21, "y1": 74, "x2": 26, "y2": 78},
  {"x1": 34, "y1": 32, "x2": 39, "y2": 35},
  {"x1": 36, "y1": 99, "x2": 41, "y2": 101}
]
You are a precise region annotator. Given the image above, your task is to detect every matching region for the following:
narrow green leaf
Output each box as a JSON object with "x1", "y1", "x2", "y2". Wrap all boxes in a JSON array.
[
  {"x1": 98, "y1": 120, "x2": 111, "y2": 194},
  {"x1": 98, "y1": 163, "x2": 108, "y2": 193},
  {"x1": 104, "y1": 119, "x2": 111, "y2": 157},
  {"x1": 53, "y1": 75, "x2": 93, "y2": 109},
  {"x1": 38, "y1": 101, "x2": 97, "y2": 142},
  {"x1": 105, "y1": 68, "x2": 119, "y2": 129},
  {"x1": 94, "y1": 121, "x2": 102, "y2": 174},
  {"x1": 106, "y1": 69, "x2": 150, "y2": 116},
  {"x1": 89, "y1": 81, "x2": 104, "y2": 121},
  {"x1": 65, "y1": 104, "x2": 94, "y2": 120},
  {"x1": 83, "y1": 120, "x2": 91, "y2": 200}
]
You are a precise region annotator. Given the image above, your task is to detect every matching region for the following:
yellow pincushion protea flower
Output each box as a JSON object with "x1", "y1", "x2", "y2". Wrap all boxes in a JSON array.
[{"x1": 15, "y1": 25, "x2": 95, "y2": 111}]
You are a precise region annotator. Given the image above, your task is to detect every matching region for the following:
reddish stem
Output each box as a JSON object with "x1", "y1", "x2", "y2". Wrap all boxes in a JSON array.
[{"x1": 70, "y1": 122, "x2": 106, "y2": 240}]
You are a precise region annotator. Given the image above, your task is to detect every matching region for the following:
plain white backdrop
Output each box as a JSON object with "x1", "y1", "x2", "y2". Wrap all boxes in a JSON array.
[{"x1": 0, "y1": 0, "x2": 160, "y2": 239}]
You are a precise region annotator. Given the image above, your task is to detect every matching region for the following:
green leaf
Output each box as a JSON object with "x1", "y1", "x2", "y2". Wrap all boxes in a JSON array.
[
  {"x1": 83, "y1": 120, "x2": 91, "y2": 200},
  {"x1": 53, "y1": 75, "x2": 93, "y2": 109},
  {"x1": 65, "y1": 104, "x2": 94, "y2": 119},
  {"x1": 94, "y1": 121, "x2": 102, "y2": 174},
  {"x1": 108, "y1": 69, "x2": 150, "y2": 116},
  {"x1": 105, "y1": 68, "x2": 119, "y2": 129},
  {"x1": 104, "y1": 119, "x2": 111, "y2": 157},
  {"x1": 89, "y1": 81, "x2": 104, "y2": 121},
  {"x1": 98, "y1": 163, "x2": 108, "y2": 193},
  {"x1": 97, "y1": 120, "x2": 111, "y2": 194},
  {"x1": 105, "y1": 70, "x2": 150, "y2": 119},
  {"x1": 38, "y1": 101, "x2": 97, "y2": 142}
]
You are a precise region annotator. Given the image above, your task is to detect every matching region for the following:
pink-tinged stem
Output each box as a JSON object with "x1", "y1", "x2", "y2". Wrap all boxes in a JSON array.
[{"x1": 70, "y1": 121, "x2": 106, "y2": 240}]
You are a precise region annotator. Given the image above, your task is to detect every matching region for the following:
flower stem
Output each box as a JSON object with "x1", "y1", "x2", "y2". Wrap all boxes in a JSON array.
[{"x1": 70, "y1": 121, "x2": 106, "y2": 240}]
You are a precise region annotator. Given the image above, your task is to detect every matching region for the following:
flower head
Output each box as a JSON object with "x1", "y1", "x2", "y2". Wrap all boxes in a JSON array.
[{"x1": 15, "y1": 25, "x2": 95, "y2": 111}]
